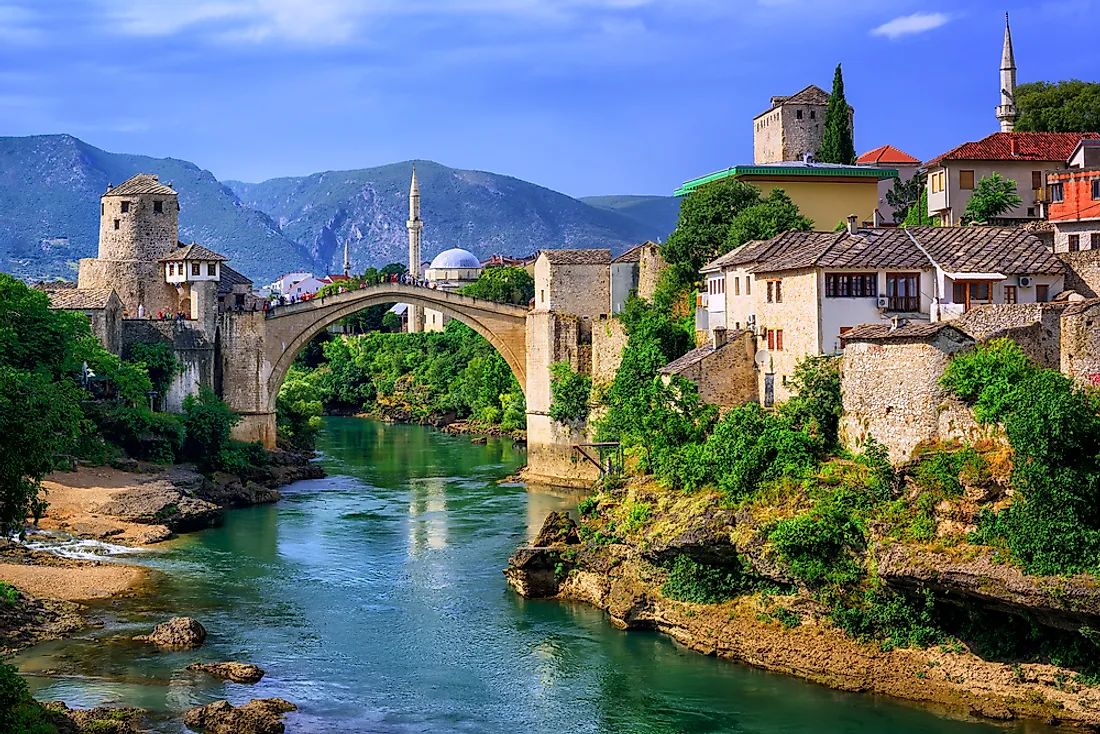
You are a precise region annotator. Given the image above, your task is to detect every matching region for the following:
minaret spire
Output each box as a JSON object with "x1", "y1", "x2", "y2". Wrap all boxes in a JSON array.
[
  {"x1": 406, "y1": 163, "x2": 424, "y2": 333},
  {"x1": 997, "y1": 12, "x2": 1019, "y2": 132},
  {"x1": 343, "y1": 236, "x2": 351, "y2": 277}
]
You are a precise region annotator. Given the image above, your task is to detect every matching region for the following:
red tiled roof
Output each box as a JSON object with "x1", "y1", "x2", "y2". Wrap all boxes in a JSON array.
[
  {"x1": 925, "y1": 132, "x2": 1100, "y2": 166},
  {"x1": 857, "y1": 145, "x2": 921, "y2": 165}
]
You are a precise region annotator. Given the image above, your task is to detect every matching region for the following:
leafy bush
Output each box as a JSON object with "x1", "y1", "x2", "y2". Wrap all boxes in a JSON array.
[
  {"x1": 459, "y1": 266, "x2": 535, "y2": 305},
  {"x1": 622, "y1": 502, "x2": 652, "y2": 534},
  {"x1": 0, "y1": 663, "x2": 57, "y2": 734},
  {"x1": 779, "y1": 356, "x2": 842, "y2": 450},
  {"x1": 830, "y1": 588, "x2": 944, "y2": 651},
  {"x1": 182, "y1": 387, "x2": 241, "y2": 473},
  {"x1": 942, "y1": 340, "x2": 1100, "y2": 575},
  {"x1": 548, "y1": 362, "x2": 592, "y2": 424},
  {"x1": 217, "y1": 441, "x2": 269, "y2": 475},
  {"x1": 277, "y1": 366, "x2": 325, "y2": 450},
  {"x1": 126, "y1": 342, "x2": 182, "y2": 395},
  {"x1": 578, "y1": 496, "x2": 599, "y2": 517},
  {"x1": 661, "y1": 555, "x2": 745, "y2": 604},
  {"x1": 769, "y1": 491, "x2": 865, "y2": 587}
]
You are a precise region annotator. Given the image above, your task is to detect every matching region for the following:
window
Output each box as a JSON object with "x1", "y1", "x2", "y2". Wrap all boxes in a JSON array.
[
  {"x1": 192, "y1": 262, "x2": 201, "y2": 276},
  {"x1": 1027, "y1": 207, "x2": 1036, "y2": 218},
  {"x1": 838, "y1": 326, "x2": 853, "y2": 350},
  {"x1": 796, "y1": 109, "x2": 803, "y2": 120},
  {"x1": 154, "y1": 200, "x2": 163, "y2": 213},
  {"x1": 1051, "y1": 183, "x2": 1065, "y2": 203},
  {"x1": 120, "y1": 201, "x2": 130, "y2": 214},
  {"x1": 885, "y1": 273, "x2": 919, "y2": 312},
  {"x1": 1092, "y1": 233, "x2": 1100, "y2": 250},
  {"x1": 734, "y1": 278, "x2": 740, "y2": 296},
  {"x1": 930, "y1": 174, "x2": 939, "y2": 194},
  {"x1": 1093, "y1": 180, "x2": 1100, "y2": 200},
  {"x1": 825, "y1": 273, "x2": 877, "y2": 298},
  {"x1": 100, "y1": 203, "x2": 104, "y2": 215},
  {"x1": 167, "y1": 263, "x2": 174, "y2": 276},
  {"x1": 952, "y1": 281, "x2": 992, "y2": 311},
  {"x1": 745, "y1": 276, "x2": 751, "y2": 295},
  {"x1": 959, "y1": 170, "x2": 975, "y2": 190},
  {"x1": 1004, "y1": 285, "x2": 1017, "y2": 304},
  {"x1": 1037, "y1": 284, "x2": 1050, "y2": 303},
  {"x1": 540, "y1": 290, "x2": 545, "y2": 303},
  {"x1": 113, "y1": 219, "x2": 119, "y2": 230},
  {"x1": 1069, "y1": 234, "x2": 1081, "y2": 252},
  {"x1": 207, "y1": 263, "x2": 216, "y2": 276},
  {"x1": 810, "y1": 110, "x2": 816, "y2": 120},
  {"x1": 1032, "y1": 171, "x2": 1043, "y2": 191},
  {"x1": 766, "y1": 280, "x2": 782, "y2": 303},
  {"x1": 767, "y1": 329, "x2": 784, "y2": 351}
]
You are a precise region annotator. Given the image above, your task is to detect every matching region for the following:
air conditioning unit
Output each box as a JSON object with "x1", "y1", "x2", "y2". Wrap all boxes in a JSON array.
[
  {"x1": 876, "y1": 295, "x2": 890, "y2": 310},
  {"x1": 1018, "y1": 276, "x2": 1033, "y2": 287}
]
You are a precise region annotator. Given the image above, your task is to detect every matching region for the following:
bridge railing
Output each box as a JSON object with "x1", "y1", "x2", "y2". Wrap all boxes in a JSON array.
[{"x1": 262, "y1": 280, "x2": 530, "y2": 319}]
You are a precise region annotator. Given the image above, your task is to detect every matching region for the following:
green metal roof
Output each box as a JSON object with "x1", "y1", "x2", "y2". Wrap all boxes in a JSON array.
[{"x1": 673, "y1": 164, "x2": 899, "y2": 197}]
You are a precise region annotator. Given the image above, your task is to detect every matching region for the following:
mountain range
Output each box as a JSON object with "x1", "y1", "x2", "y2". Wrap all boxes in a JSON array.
[{"x1": 0, "y1": 134, "x2": 679, "y2": 285}]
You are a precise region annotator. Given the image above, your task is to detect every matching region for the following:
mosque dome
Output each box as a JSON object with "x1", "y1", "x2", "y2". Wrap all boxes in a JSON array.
[{"x1": 429, "y1": 248, "x2": 481, "y2": 270}]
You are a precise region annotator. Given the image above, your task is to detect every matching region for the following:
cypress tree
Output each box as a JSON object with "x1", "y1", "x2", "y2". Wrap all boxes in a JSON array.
[{"x1": 817, "y1": 64, "x2": 856, "y2": 165}]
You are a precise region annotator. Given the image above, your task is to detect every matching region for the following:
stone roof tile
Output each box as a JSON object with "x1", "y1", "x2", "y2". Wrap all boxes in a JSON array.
[
  {"x1": 47, "y1": 288, "x2": 117, "y2": 310},
  {"x1": 540, "y1": 249, "x2": 611, "y2": 265},
  {"x1": 104, "y1": 174, "x2": 178, "y2": 197},
  {"x1": 158, "y1": 243, "x2": 229, "y2": 262}
]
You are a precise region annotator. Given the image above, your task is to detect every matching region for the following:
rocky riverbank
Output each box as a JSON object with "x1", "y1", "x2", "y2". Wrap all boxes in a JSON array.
[{"x1": 506, "y1": 482, "x2": 1100, "y2": 729}]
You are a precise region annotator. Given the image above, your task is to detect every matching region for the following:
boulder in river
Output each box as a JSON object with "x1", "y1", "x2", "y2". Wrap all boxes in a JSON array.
[
  {"x1": 532, "y1": 511, "x2": 580, "y2": 547},
  {"x1": 43, "y1": 702, "x2": 146, "y2": 733},
  {"x1": 187, "y1": 661, "x2": 266, "y2": 683},
  {"x1": 183, "y1": 698, "x2": 296, "y2": 734},
  {"x1": 133, "y1": 616, "x2": 207, "y2": 647}
]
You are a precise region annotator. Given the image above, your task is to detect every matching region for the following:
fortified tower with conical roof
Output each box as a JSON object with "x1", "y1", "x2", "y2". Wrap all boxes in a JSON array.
[
  {"x1": 997, "y1": 13, "x2": 1019, "y2": 132},
  {"x1": 77, "y1": 173, "x2": 181, "y2": 317}
]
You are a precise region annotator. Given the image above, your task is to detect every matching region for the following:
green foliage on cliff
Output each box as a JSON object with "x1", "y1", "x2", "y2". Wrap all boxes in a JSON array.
[
  {"x1": 548, "y1": 362, "x2": 592, "y2": 424},
  {"x1": 459, "y1": 266, "x2": 535, "y2": 306},
  {"x1": 277, "y1": 367, "x2": 325, "y2": 451},
  {"x1": 661, "y1": 556, "x2": 746, "y2": 604},
  {"x1": 312, "y1": 321, "x2": 525, "y2": 431},
  {"x1": 943, "y1": 340, "x2": 1100, "y2": 575},
  {"x1": 0, "y1": 663, "x2": 57, "y2": 734}
]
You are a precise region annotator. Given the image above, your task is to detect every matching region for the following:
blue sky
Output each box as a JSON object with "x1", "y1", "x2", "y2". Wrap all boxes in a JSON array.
[{"x1": 1, "y1": 0, "x2": 1097, "y2": 197}]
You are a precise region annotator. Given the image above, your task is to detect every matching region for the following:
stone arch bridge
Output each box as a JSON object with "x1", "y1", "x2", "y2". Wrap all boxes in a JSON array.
[{"x1": 218, "y1": 283, "x2": 529, "y2": 448}]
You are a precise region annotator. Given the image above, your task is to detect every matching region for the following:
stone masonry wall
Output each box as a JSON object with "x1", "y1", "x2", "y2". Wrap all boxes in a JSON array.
[
  {"x1": 99, "y1": 193, "x2": 179, "y2": 262},
  {"x1": 637, "y1": 244, "x2": 667, "y2": 301},
  {"x1": 121, "y1": 319, "x2": 214, "y2": 413},
  {"x1": 78, "y1": 258, "x2": 177, "y2": 318},
  {"x1": 547, "y1": 263, "x2": 611, "y2": 318},
  {"x1": 840, "y1": 331, "x2": 974, "y2": 463},
  {"x1": 1061, "y1": 250, "x2": 1100, "y2": 298},
  {"x1": 953, "y1": 303, "x2": 1065, "y2": 370},
  {"x1": 591, "y1": 317, "x2": 629, "y2": 386},
  {"x1": 1061, "y1": 301, "x2": 1100, "y2": 388},
  {"x1": 676, "y1": 332, "x2": 758, "y2": 411}
]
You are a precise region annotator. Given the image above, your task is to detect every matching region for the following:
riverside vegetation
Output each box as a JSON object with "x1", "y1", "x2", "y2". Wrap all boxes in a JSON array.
[{"x1": 520, "y1": 175, "x2": 1100, "y2": 724}]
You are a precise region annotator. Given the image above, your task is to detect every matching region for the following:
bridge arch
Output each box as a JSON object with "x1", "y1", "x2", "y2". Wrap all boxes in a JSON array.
[{"x1": 261, "y1": 283, "x2": 529, "y2": 416}]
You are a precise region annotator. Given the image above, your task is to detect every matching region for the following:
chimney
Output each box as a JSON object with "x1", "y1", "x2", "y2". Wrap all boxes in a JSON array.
[
  {"x1": 803, "y1": 152, "x2": 814, "y2": 165},
  {"x1": 846, "y1": 214, "x2": 859, "y2": 235},
  {"x1": 1010, "y1": 137, "x2": 1019, "y2": 156},
  {"x1": 712, "y1": 326, "x2": 728, "y2": 349},
  {"x1": 873, "y1": 209, "x2": 882, "y2": 228}
]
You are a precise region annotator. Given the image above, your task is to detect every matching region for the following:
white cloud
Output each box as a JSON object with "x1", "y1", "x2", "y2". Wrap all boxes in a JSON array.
[{"x1": 870, "y1": 12, "x2": 950, "y2": 39}]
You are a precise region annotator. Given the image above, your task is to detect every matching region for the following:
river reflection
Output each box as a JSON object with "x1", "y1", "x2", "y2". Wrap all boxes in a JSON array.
[{"x1": 14, "y1": 418, "x2": 1056, "y2": 734}]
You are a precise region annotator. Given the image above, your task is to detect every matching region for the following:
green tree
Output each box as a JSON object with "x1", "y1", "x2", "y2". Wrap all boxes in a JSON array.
[
  {"x1": 817, "y1": 64, "x2": 856, "y2": 165},
  {"x1": 726, "y1": 188, "x2": 813, "y2": 249},
  {"x1": 381, "y1": 311, "x2": 403, "y2": 332},
  {"x1": 182, "y1": 386, "x2": 240, "y2": 473},
  {"x1": 277, "y1": 367, "x2": 325, "y2": 450},
  {"x1": 548, "y1": 362, "x2": 592, "y2": 424},
  {"x1": 662, "y1": 178, "x2": 762, "y2": 286},
  {"x1": 459, "y1": 266, "x2": 535, "y2": 305},
  {"x1": 886, "y1": 173, "x2": 923, "y2": 224},
  {"x1": 963, "y1": 173, "x2": 1023, "y2": 224},
  {"x1": 779, "y1": 356, "x2": 842, "y2": 450},
  {"x1": 127, "y1": 342, "x2": 181, "y2": 395},
  {"x1": 1015, "y1": 80, "x2": 1100, "y2": 133},
  {"x1": 902, "y1": 187, "x2": 936, "y2": 226}
]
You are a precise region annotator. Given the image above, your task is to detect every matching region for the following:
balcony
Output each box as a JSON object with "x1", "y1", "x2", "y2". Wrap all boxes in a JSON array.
[{"x1": 886, "y1": 296, "x2": 920, "y2": 312}]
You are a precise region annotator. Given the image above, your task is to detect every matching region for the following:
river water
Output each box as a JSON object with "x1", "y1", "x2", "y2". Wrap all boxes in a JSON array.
[{"x1": 15, "y1": 418, "x2": 1046, "y2": 733}]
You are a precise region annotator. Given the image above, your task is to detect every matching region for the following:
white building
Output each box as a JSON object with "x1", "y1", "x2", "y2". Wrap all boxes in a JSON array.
[
  {"x1": 423, "y1": 248, "x2": 483, "y2": 331},
  {"x1": 268, "y1": 271, "x2": 313, "y2": 295}
]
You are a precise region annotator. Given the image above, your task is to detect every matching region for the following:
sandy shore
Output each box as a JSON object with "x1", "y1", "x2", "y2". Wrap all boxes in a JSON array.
[{"x1": 35, "y1": 467, "x2": 175, "y2": 546}]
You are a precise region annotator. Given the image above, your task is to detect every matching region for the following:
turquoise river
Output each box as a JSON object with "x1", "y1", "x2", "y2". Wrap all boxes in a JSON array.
[{"x1": 13, "y1": 418, "x2": 1054, "y2": 733}]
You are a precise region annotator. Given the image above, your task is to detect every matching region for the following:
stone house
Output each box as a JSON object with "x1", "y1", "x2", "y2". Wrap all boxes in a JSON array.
[
  {"x1": 1047, "y1": 139, "x2": 1100, "y2": 253},
  {"x1": 610, "y1": 244, "x2": 642, "y2": 315},
  {"x1": 658, "y1": 327, "x2": 757, "y2": 411},
  {"x1": 923, "y1": 132, "x2": 1099, "y2": 225},
  {"x1": 752, "y1": 84, "x2": 852, "y2": 165},
  {"x1": 839, "y1": 322, "x2": 976, "y2": 463},
  {"x1": 533, "y1": 249, "x2": 611, "y2": 316},
  {"x1": 701, "y1": 222, "x2": 1063, "y2": 405},
  {"x1": 856, "y1": 145, "x2": 921, "y2": 223},
  {"x1": 40, "y1": 284, "x2": 124, "y2": 356}
]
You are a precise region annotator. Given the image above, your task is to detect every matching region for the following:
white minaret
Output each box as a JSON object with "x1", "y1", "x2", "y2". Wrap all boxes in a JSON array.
[
  {"x1": 997, "y1": 13, "x2": 1018, "y2": 132},
  {"x1": 343, "y1": 237, "x2": 352, "y2": 277},
  {"x1": 406, "y1": 164, "x2": 424, "y2": 333}
]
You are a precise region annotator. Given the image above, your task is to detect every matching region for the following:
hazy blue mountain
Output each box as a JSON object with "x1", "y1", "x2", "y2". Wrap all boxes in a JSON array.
[
  {"x1": 226, "y1": 161, "x2": 663, "y2": 273},
  {"x1": 580, "y1": 195, "x2": 681, "y2": 241},
  {"x1": 0, "y1": 134, "x2": 315, "y2": 283}
]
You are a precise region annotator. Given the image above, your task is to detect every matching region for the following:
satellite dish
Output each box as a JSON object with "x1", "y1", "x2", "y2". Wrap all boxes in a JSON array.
[{"x1": 754, "y1": 350, "x2": 769, "y2": 367}]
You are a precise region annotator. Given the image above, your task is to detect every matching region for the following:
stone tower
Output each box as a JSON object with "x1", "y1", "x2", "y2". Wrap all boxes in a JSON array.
[
  {"x1": 753, "y1": 85, "x2": 852, "y2": 165},
  {"x1": 343, "y1": 236, "x2": 352, "y2": 277},
  {"x1": 997, "y1": 13, "x2": 1019, "y2": 132},
  {"x1": 77, "y1": 173, "x2": 180, "y2": 317},
  {"x1": 406, "y1": 164, "x2": 424, "y2": 333}
]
